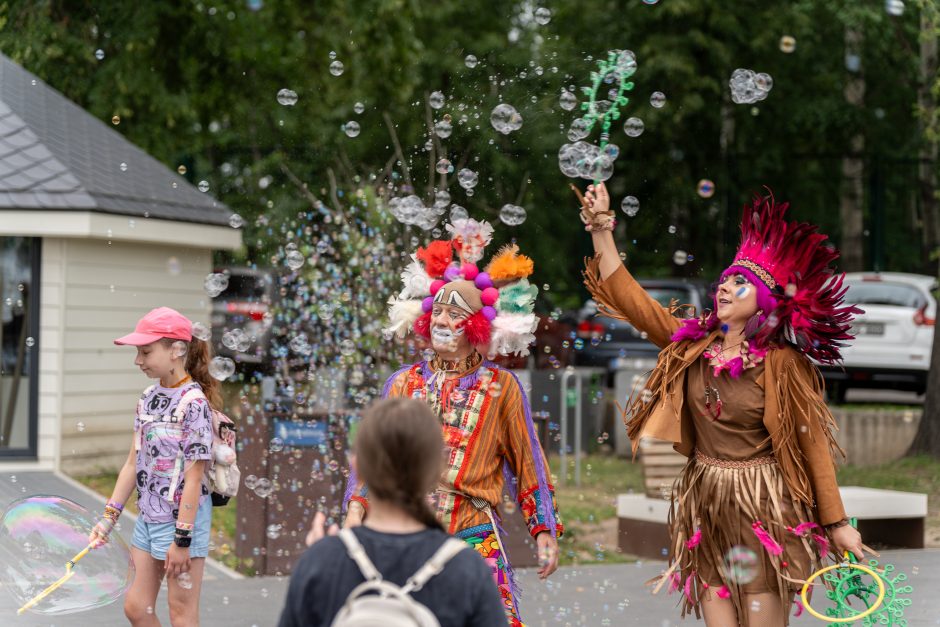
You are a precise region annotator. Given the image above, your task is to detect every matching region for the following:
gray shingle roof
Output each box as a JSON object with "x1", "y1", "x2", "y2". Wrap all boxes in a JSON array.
[{"x1": 0, "y1": 54, "x2": 232, "y2": 226}]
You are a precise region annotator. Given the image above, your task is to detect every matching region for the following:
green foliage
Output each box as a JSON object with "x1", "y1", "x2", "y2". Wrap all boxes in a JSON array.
[{"x1": 1, "y1": 0, "x2": 932, "y2": 309}]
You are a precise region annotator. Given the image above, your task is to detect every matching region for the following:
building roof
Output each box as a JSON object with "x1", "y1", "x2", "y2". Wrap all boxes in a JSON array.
[{"x1": 0, "y1": 54, "x2": 233, "y2": 226}]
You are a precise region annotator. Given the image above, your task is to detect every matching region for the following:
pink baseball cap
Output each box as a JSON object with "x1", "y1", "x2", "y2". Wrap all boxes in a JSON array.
[{"x1": 114, "y1": 307, "x2": 193, "y2": 345}]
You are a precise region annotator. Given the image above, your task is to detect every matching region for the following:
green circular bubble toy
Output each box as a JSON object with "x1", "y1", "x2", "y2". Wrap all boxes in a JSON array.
[
  {"x1": 578, "y1": 49, "x2": 637, "y2": 152},
  {"x1": 801, "y1": 519, "x2": 913, "y2": 625}
]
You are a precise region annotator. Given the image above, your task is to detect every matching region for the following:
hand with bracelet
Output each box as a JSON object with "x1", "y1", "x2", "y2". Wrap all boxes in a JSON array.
[
  {"x1": 827, "y1": 517, "x2": 866, "y2": 561},
  {"x1": 88, "y1": 501, "x2": 123, "y2": 549},
  {"x1": 166, "y1": 520, "x2": 194, "y2": 579}
]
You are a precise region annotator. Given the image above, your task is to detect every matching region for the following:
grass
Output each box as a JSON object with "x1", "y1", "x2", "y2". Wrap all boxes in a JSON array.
[
  {"x1": 73, "y1": 471, "x2": 241, "y2": 571},
  {"x1": 836, "y1": 454, "x2": 940, "y2": 547},
  {"x1": 549, "y1": 453, "x2": 644, "y2": 566}
]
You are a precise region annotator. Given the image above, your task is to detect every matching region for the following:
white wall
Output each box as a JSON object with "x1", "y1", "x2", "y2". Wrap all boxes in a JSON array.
[{"x1": 40, "y1": 237, "x2": 214, "y2": 476}]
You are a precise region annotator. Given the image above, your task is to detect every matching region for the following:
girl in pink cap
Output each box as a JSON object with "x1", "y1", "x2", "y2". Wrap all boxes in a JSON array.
[{"x1": 89, "y1": 306, "x2": 221, "y2": 626}]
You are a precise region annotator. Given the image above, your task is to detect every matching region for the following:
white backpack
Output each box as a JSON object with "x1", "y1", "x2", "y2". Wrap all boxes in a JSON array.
[
  {"x1": 137, "y1": 385, "x2": 240, "y2": 506},
  {"x1": 331, "y1": 529, "x2": 467, "y2": 627}
]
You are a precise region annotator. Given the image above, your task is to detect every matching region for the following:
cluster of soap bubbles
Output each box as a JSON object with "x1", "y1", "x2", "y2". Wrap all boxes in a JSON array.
[
  {"x1": 0, "y1": 496, "x2": 133, "y2": 615},
  {"x1": 221, "y1": 328, "x2": 252, "y2": 353},
  {"x1": 730, "y1": 69, "x2": 774, "y2": 104},
  {"x1": 490, "y1": 103, "x2": 523, "y2": 134},
  {"x1": 387, "y1": 194, "x2": 449, "y2": 230},
  {"x1": 723, "y1": 545, "x2": 759, "y2": 584},
  {"x1": 457, "y1": 168, "x2": 479, "y2": 190},
  {"x1": 204, "y1": 272, "x2": 229, "y2": 298},
  {"x1": 558, "y1": 141, "x2": 619, "y2": 181},
  {"x1": 243, "y1": 475, "x2": 273, "y2": 499}
]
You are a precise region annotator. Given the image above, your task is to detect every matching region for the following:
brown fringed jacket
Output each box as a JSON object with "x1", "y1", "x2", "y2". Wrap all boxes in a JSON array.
[{"x1": 584, "y1": 257, "x2": 847, "y2": 526}]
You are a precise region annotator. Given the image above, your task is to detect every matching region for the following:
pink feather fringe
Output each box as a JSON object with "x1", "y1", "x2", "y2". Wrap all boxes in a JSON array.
[
  {"x1": 683, "y1": 572, "x2": 695, "y2": 606},
  {"x1": 792, "y1": 598, "x2": 804, "y2": 617},
  {"x1": 716, "y1": 585, "x2": 731, "y2": 599},
  {"x1": 812, "y1": 533, "x2": 830, "y2": 555},
  {"x1": 789, "y1": 522, "x2": 821, "y2": 536},
  {"x1": 788, "y1": 521, "x2": 830, "y2": 555},
  {"x1": 669, "y1": 571, "x2": 681, "y2": 594},
  {"x1": 686, "y1": 528, "x2": 702, "y2": 550},
  {"x1": 752, "y1": 521, "x2": 783, "y2": 556}
]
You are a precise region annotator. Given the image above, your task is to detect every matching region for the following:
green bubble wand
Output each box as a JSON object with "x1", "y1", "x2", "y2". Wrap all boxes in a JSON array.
[
  {"x1": 567, "y1": 49, "x2": 637, "y2": 197},
  {"x1": 800, "y1": 519, "x2": 913, "y2": 625}
]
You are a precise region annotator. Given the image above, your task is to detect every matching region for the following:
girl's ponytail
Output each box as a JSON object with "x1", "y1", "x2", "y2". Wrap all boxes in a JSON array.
[{"x1": 186, "y1": 338, "x2": 222, "y2": 410}]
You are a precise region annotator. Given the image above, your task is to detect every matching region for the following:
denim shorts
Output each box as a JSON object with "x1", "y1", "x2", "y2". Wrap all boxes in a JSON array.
[{"x1": 132, "y1": 503, "x2": 212, "y2": 560}]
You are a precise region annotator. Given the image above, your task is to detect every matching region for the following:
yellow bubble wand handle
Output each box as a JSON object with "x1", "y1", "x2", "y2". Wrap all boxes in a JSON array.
[{"x1": 17, "y1": 542, "x2": 95, "y2": 615}]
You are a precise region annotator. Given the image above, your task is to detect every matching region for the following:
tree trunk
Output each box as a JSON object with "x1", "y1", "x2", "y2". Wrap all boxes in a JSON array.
[
  {"x1": 908, "y1": 4, "x2": 939, "y2": 457},
  {"x1": 839, "y1": 26, "x2": 866, "y2": 272}
]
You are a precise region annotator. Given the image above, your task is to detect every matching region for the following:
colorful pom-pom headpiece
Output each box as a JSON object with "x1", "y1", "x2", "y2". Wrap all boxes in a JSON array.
[{"x1": 385, "y1": 218, "x2": 539, "y2": 357}]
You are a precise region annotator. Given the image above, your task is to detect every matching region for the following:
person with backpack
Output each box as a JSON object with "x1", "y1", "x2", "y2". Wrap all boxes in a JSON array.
[
  {"x1": 278, "y1": 398, "x2": 506, "y2": 627},
  {"x1": 88, "y1": 307, "x2": 232, "y2": 627},
  {"x1": 344, "y1": 219, "x2": 563, "y2": 626}
]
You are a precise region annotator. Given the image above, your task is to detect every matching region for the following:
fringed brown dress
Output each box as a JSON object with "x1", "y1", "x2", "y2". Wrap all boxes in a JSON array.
[{"x1": 669, "y1": 357, "x2": 826, "y2": 624}]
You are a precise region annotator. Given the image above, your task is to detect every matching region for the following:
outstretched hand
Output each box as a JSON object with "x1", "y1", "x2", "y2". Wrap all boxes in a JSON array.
[
  {"x1": 306, "y1": 511, "x2": 340, "y2": 547},
  {"x1": 583, "y1": 183, "x2": 610, "y2": 215}
]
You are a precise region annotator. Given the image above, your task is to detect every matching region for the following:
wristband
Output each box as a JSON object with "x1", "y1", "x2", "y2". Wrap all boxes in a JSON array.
[
  {"x1": 106, "y1": 500, "x2": 124, "y2": 512},
  {"x1": 174, "y1": 529, "x2": 192, "y2": 537},
  {"x1": 175, "y1": 521, "x2": 195, "y2": 531},
  {"x1": 174, "y1": 535, "x2": 192, "y2": 548},
  {"x1": 825, "y1": 518, "x2": 850, "y2": 530}
]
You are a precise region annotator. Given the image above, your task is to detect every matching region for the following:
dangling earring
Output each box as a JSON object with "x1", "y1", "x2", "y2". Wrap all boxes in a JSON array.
[{"x1": 744, "y1": 310, "x2": 763, "y2": 338}]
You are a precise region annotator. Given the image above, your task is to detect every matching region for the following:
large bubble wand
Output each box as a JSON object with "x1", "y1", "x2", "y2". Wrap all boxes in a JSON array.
[
  {"x1": 17, "y1": 541, "x2": 95, "y2": 615},
  {"x1": 559, "y1": 50, "x2": 637, "y2": 189},
  {"x1": 800, "y1": 519, "x2": 912, "y2": 625}
]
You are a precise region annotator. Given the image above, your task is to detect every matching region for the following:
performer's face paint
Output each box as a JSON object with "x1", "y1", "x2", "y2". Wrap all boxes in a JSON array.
[
  {"x1": 715, "y1": 273, "x2": 759, "y2": 324},
  {"x1": 430, "y1": 303, "x2": 471, "y2": 355}
]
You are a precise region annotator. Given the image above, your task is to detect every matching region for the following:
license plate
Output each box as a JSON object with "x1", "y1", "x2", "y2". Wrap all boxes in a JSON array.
[{"x1": 853, "y1": 322, "x2": 885, "y2": 336}]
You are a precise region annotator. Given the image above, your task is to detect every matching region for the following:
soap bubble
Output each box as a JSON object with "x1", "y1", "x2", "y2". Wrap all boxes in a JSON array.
[
  {"x1": 176, "y1": 165, "x2": 187, "y2": 175},
  {"x1": 730, "y1": 69, "x2": 773, "y2": 104},
  {"x1": 723, "y1": 546, "x2": 758, "y2": 584},
  {"x1": 208, "y1": 357, "x2": 236, "y2": 381},
  {"x1": 614, "y1": 50, "x2": 638, "y2": 76},
  {"x1": 94, "y1": 49, "x2": 105, "y2": 61},
  {"x1": 339, "y1": 339, "x2": 356, "y2": 356},
  {"x1": 559, "y1": 89, "x2": 577, "y2": 111},
  {"x1": 435, "y1": 158, "x2": 453, "y2": 174},
  {"x1": 286, "y1": 250, "x2": 305, "y2": 270},
  {"x1": 353, "y1": 101, "x2": 365, "y2": 114},
  {"x1": 428, "y1": 91, "x2": 445, "y2": 109},
  {"x1": 499, "y1": 204, "x2": 527, "y2": 226},
  {"x1": 197, "y1": 180, "x2": 210, "y2": 193},
  {"x1": 343, "y1": 121, "x2": 361, "y2": 138},
  {"x1": 228, "y1": 214, "x2": 244, "y2": 229},
  {"x1": 0, "y1": 496, "x2": 133, "y2": 615},
  {"x1": 490, "y1": 103, "x2": 524, "y2": 134},
  {"x1": 697, "y1": 179, "x2": 716, "y2": 198},
  {"x1": 464, "y1": 54, "x2": 478, "y2": 68},
  {"x1": 621, "y1": 196, "x2": 640, "y2": 217},
  {"x1": 457, "y1": 168, "x2": 479, "y2": 190},
  {"x1": 329, "y1": 60, "x2": 344, "y2": 76},
  {"x1": 623, "y1": 117, "x2": 645, "y2": 137},
  {"x1": 191, "y1": 322, "x2": 211, "y2": 342},
  {"x1": 534, "y1": 7, "x2": 552, "y2": 25},
  {"x1": 25, "y1": 336, "x2": 35, "y2": 348},
  {"x1": 253, "y1": 478, "x2": 273, "y2": 498},
  {"x1": 119, "y1": 162, "x2": 128, "y2": 172},
  {"x1": 276, "y1": 89, "x2": 298, "y2": 106},
  {"x1": 176, "y1": 572, "x2": 192, "y2": 589},
  {"x1": 433, "y1": 120, "x2": 453, "y2": 139},
  {"x1": 567, "y1": 118, "x2": 590, "y2": 141},
  {"x1": 673, "y1": 251, "x2": 689, "y2": 266},
  {"x1": 779, "y1": 35, "x2": 796, "y2": 53},
  {"x1": 111, "y1": 116, "x2": 120, "y2": 125},
  {"x1": 650, "y1": 91, "x2": 666, "y2": 108},
  {"x1": 449, "y1": 205, "x2": 469, "y2": 222},
  {"x1": 266, "y1": 524, "x2": 282, "y2": 540}
]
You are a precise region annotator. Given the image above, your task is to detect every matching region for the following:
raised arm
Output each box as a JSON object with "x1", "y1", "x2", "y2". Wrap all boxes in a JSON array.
[{"x1": 578, "y1": 183, "x2": 682, "y2": 348}]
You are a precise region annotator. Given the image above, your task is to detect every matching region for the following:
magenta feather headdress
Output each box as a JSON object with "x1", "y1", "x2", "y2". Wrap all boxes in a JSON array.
[{"x1": 727, "y1": 192, "x2": 861, "y2": 364}]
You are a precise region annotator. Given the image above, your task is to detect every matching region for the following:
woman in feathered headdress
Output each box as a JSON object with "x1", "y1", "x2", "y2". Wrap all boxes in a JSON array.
[
  {"x1": 345, "y1": 218, "x2": 562, "y2": 627},
  {"x1": 579, "y1": 183, "x2": 864, "y2": 626}
]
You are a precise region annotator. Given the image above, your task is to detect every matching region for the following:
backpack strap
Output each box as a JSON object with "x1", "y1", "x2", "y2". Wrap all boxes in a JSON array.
[
  {"x1": 401, "y1": 538, "x2": 467, "y2": 594},
  {"x1": 172, "y1": 387, "x2": 206, "y2": 422},
  {"x1": 338, "y1": 528, "x2": 382, "y2": 582},
  {"x1": 135, "y1": 385, "x2": 158, "y2": 452}
]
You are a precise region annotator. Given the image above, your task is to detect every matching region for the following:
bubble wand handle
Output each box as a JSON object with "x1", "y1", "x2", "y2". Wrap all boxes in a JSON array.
[{"x1": 17, "y1": 541, "x2": 95, "y2": 615}]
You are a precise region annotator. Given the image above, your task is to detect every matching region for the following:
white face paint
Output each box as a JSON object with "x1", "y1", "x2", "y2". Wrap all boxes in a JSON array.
[
  {"x1": 431, "y1": 327, "x2": 460, "y2": 353},
  {"x1": 430, "y1": 303, "x2": 471, "y2": 355}
]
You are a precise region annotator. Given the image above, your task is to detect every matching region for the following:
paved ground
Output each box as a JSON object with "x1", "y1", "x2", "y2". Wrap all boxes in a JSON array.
[{"x1": 2, "y1": 472, "x2": 937, "y2": 626}]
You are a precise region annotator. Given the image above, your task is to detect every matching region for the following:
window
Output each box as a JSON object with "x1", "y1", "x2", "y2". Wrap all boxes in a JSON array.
[
  {"x1": 845, "y1": 282, "x2": 927, "y2": 310},
  {"x1": 1, "y1": 237, "x2": 39, "y2": 457}
]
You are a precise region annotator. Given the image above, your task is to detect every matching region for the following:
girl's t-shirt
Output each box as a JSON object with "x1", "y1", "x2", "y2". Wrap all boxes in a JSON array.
[{"x1": 134, "y1": 382, "x2": 213, "y2": 524}]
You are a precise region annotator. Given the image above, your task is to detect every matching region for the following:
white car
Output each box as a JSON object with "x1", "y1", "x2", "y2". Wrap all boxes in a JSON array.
[{"x1": 818, "y1": 272, "x2": 937, "y2": 403}]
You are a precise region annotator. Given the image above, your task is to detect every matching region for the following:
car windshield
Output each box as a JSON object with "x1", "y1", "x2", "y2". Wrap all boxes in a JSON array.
[
  {"x1": 646, "y1": 287, "x2": 695, "y2": 310},
  {"x1": 845, "y1": 281, "x2": 926, "y2": 309},
  {"x1": 224, "y1": 272, "x2": 270, "y2": 301}
]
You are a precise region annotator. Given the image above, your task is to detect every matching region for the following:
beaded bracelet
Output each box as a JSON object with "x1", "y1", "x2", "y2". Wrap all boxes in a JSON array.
[
  {"x1": 174, "y1": 529, "x2": 192, "y2": 538},
  {"x1": 106, "y1": 500, "x2": 124, "y2": 512}
]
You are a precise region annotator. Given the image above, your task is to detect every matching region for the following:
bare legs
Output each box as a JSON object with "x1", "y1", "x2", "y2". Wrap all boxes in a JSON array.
[{"x1": 124, "y1": 548, "x2": 206, "y2": 627}]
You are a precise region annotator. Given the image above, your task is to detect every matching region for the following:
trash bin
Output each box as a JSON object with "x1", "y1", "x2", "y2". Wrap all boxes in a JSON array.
[{"x1": 235, "y1": 402, "x2": 354, "y2": 576}]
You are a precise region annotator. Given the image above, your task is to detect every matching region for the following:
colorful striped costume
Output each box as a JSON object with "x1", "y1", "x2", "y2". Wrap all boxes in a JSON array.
[{"x1": 345, "y1": 358, "x2": 563, "y2": 626}]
